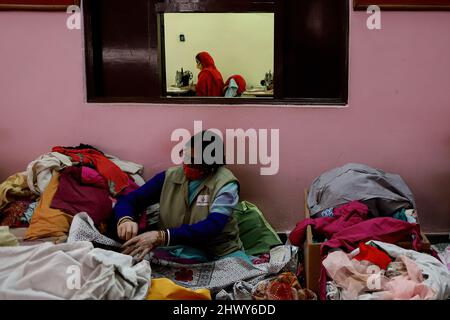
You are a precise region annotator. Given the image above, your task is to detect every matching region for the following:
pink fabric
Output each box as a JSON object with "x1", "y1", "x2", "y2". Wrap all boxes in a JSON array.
[
  {"x1": 51, "y1": 166, "x2": 113, "y2": 228},
  {"x1": 322, "y1": 251, "x2": 389, "y2": 299},
  {"x1": 322, "y1": 201, "x2": 369, "y2": 236},
  {"x1": 289, "y1": 201, "x2": 370, "y2": 247},
  {"x1": 82, "y1": 166, "x2": 139, "y2": 196},
  {"x1": 81, "y1": 166, "x2": 108, "y2": 189},
  {"x1": 321, "y1": 218, "x2": 422, "y2": 255},
  {"x1": 319, "y1": 218, "x2": 422, "y2": 299},
  {"x1": 382, "y1": 255, "x2": 434, "y2": 300},
  {"x1": 288, "y1": 201, "x2": 423, "y2": 299},
  {"x1": 323, "y1": 251, "x2": 435, "y2": 300}
]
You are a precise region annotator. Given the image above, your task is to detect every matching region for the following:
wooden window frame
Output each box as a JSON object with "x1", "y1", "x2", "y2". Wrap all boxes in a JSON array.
[
  {"x1": 83, "y1": 0, "x2": 349, "y2": 106},
  {"x1": 354, "y1": 0, "x2": 450, "y2": 10},
  {"x1": 0, "y1": 0, "x2": 79, "y2": 10}
]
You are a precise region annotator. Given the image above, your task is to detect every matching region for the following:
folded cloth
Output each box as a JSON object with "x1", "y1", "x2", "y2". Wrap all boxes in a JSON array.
[
  {"x1": 0, "y1": 226, "x2": 19, "y2": 247},
  {"x1": 50, "y1": 166, "x2": 113, "y2": 232},
  {"x1": 52, "y1": 146, "x2": 129, "y2": 196},
  {"x1": 0, "y1": 172, "x2": 37, "y2": 211},
  {"x1": 26, "y1": 152, "x2": 72, "y2": 195},
  {"x1": 0, "y1": 241, "x2": 151, "y2": 300},
  {"x1": 147, "y1": 278, "x2": 211, "y2": 300}
]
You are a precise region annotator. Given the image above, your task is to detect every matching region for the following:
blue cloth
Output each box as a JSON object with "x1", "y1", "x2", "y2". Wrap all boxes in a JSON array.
[
  {"x1": 313, "y1": 207, "x2": 334, "y2": 218},
  {"x1": 224, "y1": 78, "x2": 239, "y2": 97},
  {"x1": 20, "y1": 201, "x2": 38, "y2": 224},
  {"x1": 159, "y1": 245, "x2": 210, "y2": 263},
  {"x1": 113, "y1": 169, "x2": 239, "y2": 248},
  {"x1": 188, "y1": 179, "x2": 206, "y2": 205},
  {"x1": 156, "y1": 245, "x2": 252, "y2": 264},
  {"x1": 210, "y1": 182, "x2": 239, "y2": 217},
  {"x1": 220, "y1": 250, "x2": 253, "y2": 265}
]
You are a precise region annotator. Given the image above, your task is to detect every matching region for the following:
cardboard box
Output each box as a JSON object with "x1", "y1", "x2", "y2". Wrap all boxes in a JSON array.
[{"x1": 303, "y1": 190, "x2": 431, "y2": 295}]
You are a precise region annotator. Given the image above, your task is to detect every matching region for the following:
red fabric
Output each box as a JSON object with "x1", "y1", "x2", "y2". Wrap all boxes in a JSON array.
[
  {"x1": 320, "y1": 217, "x2": 422, "y2": 255},
  {"x1": 318, "y1": 218, "x2": 422, "y2": 300},
  {"x1": 288, "y1": 201, "x2": 423, "y2": 300},
  {"x1": 354, "y1": 242, "x2": 392, "y2": 270},
  {"x1": 195, "y1": 52, "x2": 224, "y2": 97},
  {"x1": 225, "y1": 75, "x2": 247, "y2": 95},
  {"x1": 175, "y1": 268, "x2": 194, "y2": 282},
  {"x1": 289, "y1": 201, "x2": 369, "y2": 247},
  {"x1": 50, "y1": 166, "x2": 113, "y2": 232},
  {"x1": 322, "y1": 201, "x2": 369, "y2": 236},
  {"x1": 183, "y1": 164, "x2": 208, "y2": 181},
  {"x1": 52, "y1": 146, "x2": 129, "y2": 195}
]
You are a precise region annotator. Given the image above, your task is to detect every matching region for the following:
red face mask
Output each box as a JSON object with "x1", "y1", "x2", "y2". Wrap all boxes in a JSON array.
[{"x1": 183, "y1": 164, "x2": 208, "y2": 181}]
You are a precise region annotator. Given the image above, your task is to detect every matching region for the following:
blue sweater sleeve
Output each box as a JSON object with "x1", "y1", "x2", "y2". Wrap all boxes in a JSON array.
[
  {"x1": 114, "y1": 171, "x2": 165, "y2": 223},
  {"x1": 168, "y1": 182, "x2": 239, "y2": 246}
]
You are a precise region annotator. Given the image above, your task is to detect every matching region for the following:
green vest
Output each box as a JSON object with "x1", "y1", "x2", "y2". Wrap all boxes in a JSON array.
[{"x1": 158, "y1": 166, "x2": 243, "y2": 257}]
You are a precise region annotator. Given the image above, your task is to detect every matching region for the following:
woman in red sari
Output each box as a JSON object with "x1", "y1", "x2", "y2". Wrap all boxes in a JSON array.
[{"x1": 193, "y1": 52, "x2": 224, "y2": 97}]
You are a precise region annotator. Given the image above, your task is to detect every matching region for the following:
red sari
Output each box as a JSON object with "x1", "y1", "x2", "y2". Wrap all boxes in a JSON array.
[{"x1": 195, "y1": 52, "x2": 224, "y2": 97}]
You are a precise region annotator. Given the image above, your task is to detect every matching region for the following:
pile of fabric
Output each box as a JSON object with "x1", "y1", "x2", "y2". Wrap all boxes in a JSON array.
[
  {"x1": 289, "y1": 163, "x2": 450, "y2": 300},
  {"x1": 0, "y1": 145, "x2": 154, "y2": 300},
  {"x1": 0, "y1": 148, "x2": 295, "y2": 300},
  {"x1": 324, "y1": 241, "x2": 450, "y2": 300},
  {"x1": 67, "y1": 211, "x2": 298, "y2": 300},
  {"x1": 252, "y1": 272, "x2": 317, "y2": 300},
  {"x1": 432, "y1": 242, "x2": 450, "y2": 272},
  {"x1": 0, "y1": 144, "x2": 145, "y2": 241}
]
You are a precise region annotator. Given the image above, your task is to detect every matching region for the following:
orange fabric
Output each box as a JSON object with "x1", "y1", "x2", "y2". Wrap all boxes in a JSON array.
[{"x1": 25, "y1": 171, "x2": 73, "y2": 240}]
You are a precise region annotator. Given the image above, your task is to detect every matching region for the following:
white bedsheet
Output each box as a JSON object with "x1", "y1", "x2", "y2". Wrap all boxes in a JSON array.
[{"x1": 0, "y1": 241, "x2": 151, "y2": 300}]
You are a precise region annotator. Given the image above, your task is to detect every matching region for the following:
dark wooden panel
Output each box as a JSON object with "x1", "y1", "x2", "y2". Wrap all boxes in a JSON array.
[
  {"x1": 84, "y1": 0, "x2": 349, "y2": 104},
  {"x1": 83, "y1": 0, "x2": 102, "y2": 99},
  {"x1": 84, "y1": 0, "x2": 159, "y2": 99},
  {"x1": 0, "y1": 0, "x2": 79, "y2": 10},
  {"x1": 282, "y1": 0, "x2": 348, "y2": 101},
  {"x1": 155, "y1": 0, "x2": 275, "y2": 12},
  {"x1": 354, "y1": 0, "x2": 450, "y2": 10}
]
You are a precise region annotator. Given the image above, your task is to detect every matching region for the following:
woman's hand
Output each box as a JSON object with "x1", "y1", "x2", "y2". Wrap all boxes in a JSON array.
[
  {"x1": 117, "y1": 219, "x2": 138, "y2": 241},
  {"x1": 121, "y1": 231, "x2": 160, "y2": 261}
]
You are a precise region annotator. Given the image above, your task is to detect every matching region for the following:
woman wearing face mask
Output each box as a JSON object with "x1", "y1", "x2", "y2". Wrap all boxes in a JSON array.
[
  {"x1": 191, "y1": 51, "x2": 224, "y2": 97},
  {"x1": 115, "y1": 131, "x2": 244, "y2": 262}
]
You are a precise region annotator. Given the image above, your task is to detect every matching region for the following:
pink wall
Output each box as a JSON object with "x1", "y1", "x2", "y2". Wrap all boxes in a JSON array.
[{"x1": 0, "y1": 8, "x2": 449, "y2": 233}]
